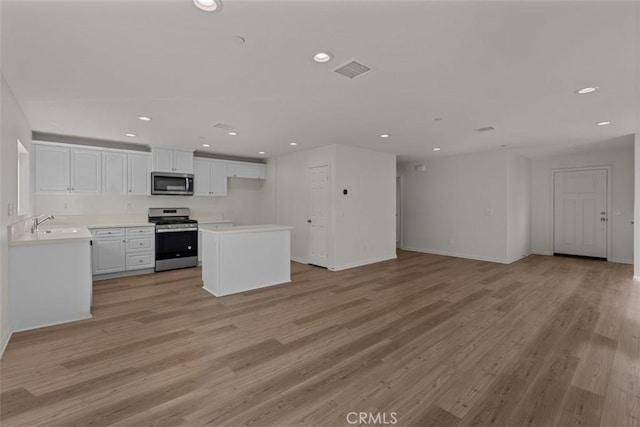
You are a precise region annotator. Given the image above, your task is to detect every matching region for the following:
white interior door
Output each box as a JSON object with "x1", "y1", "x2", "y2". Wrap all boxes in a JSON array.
[
  {"x1": 308, "y1": 165, "x2": 330, "y2": 267},
  {"x1": 554, "y1": 169, "x2": 607, "y2": 258}
]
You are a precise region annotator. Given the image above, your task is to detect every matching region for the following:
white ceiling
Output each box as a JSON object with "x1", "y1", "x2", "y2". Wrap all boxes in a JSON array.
[{"x1": 1, "y1": 0, "x2": 639, "y2": 161}]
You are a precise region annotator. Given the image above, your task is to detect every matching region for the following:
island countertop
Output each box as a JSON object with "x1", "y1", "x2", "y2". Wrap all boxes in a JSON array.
[{"x1": 199, "y1": 224, "x2": 293, "y2": 235}]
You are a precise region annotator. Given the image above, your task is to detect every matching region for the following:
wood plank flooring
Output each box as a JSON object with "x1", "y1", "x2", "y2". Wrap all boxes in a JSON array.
[{"x1": 1, "y1": 250, "x2": 639, "y2": 426}]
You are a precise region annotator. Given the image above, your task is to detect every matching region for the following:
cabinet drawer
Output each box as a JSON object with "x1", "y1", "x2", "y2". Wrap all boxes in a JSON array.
[
  {"x1": 92, "y1": 228, "x2": 125, "y2": 238},
  {"x1": 126, "y1": 227, "x2": 154, "y2": 236},
  {"x1": 126, "y1": 253, "x2": 154, "y2": 270},
  {"x1": 127, "y1": 237, "x2": 153, "y2": 252}
]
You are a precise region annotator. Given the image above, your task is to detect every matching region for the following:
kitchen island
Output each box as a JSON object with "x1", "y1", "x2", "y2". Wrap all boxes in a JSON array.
[{"x1": 201, "y1": 225, "x2": 293, "y2": 297}]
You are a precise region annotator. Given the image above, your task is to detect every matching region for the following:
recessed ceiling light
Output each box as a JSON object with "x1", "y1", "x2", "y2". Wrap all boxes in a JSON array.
[
  {"x1": 289, "y1": 142, "x2": 298, "y2": 146},
  {"x1": 193, "y1": 0, "x2": 222, "y2": 12},
  {"x1": 596, "y1": 121, "x2": 611, "y2": 126},
  {"x1": 125, "y1": 133, "x2": 136, "y2": 137},
  {"x1": 202, "y1": 144, "x2": 210, "y2": 148},
  {"x1": 313, "y1": 52, "x2": 333, "y2": 63},
  {"x1": 433, "y1": 147, "x2": 441, "y2": 151},
  {"x1": 380, "y1": 134, "x2": 390, "y2": 138},
  {"x1": 258, "y1": 151, "x2": 266, "y2": 155},
  {"x1": 138, "y1": 116, "x2": 152, "y2": 121},
  {"x1": 228, "y1": 132, "x2": 238, "y2": 136},
  {"x1": 576, "y1": 87, "x2": 598, "y2": 94}
]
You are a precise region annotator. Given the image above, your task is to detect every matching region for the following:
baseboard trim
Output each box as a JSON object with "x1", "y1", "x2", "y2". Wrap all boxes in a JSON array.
[
  {"x1": 329, "y1": 254, "x2": 398, "y2": 272},
  {"x1": 506, "y1": 253, "x2": 532, "y2": 264},
  {"x1": 11, "y1": 314, "x2": 93, "y2": 334},
  {"x1": 93, "y1": 268, "x2": 156, "y2": 281},
  {"x1": 609, "y1": 258, "x2": 633, "y2": 265},
  {"x1": 402, "y1": 246, "x2": 510, "y2": 264},
  {"x1": 291, "y1": 256, "x2": 308, "y2": 265},
  {"x1": 203, "y1": 280, "x2": 292, "y2": 297},
  {"x1": 0, "y1": 328, "x2": 12, "y2": 359},
  {"x1": 532, "y1": 251, "x2": 554, "y2": 256},
  {"x1": 633, "y1": 276, "x2": 640, "y2": 282}
]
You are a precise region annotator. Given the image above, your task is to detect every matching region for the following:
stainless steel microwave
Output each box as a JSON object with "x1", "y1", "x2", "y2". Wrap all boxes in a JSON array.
[{"x1": 151, "y1": 172, "x2": 194, "y2": 196}]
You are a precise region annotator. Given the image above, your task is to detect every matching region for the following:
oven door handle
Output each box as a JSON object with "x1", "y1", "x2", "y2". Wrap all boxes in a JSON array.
[{"x1": 156, "y1": 228, "x2": 199, "y2": 233}]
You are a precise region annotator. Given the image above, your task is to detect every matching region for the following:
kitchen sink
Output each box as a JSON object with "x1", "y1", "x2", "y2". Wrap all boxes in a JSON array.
[{"x1": 38, "y1": 228, "x2": 81, "y2": 234}]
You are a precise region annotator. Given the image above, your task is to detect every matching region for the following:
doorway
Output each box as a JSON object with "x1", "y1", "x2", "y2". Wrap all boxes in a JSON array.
[
  {"x1": 553, "y1": 168, "x2": 608, "y2": 259},
  {"x1": 307, "y1": 165, "x2": 330, "y2": 267}
]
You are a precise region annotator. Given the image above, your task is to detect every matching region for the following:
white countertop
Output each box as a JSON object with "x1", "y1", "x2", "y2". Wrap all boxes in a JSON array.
[
  {"x1": 10, "y1": 215, "x2": 234, "y2": 246},
  {"x1": 10, "y1": 225, "x2": 93, "y2": 246},
  {"x1": 200, "y1": 224, "x2": 293, "y2": 235}
]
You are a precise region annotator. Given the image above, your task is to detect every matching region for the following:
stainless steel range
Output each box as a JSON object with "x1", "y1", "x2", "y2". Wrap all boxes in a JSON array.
[{"x1": 148, "y1": 208, "x2": 198, "y2": 272}]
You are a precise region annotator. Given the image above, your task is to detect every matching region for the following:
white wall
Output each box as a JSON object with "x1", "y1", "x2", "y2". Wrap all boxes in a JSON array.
[
  {"x1": 507, "y1": 152, "x2": 531, "y2": 262},
  {"x1": 634, "y1": 134, "x2": 640, "y2": 278},
  {"x1": 33, "y1": 173, "x2": 269, "y2": 226},
  {"x1": 273, "y1": 144, "x2": 396, "y2": 270},
  {"x1": 333, "y1": 145, "x2": 396, "y2": 270},
  {"x1": 400, "y1": 150, "x2": 511, "y2": 263},
  {"x1": 531, "y1": 144, "x2": 634, "y2": 263},
  {"x1": 274, "y1": 145, "x2": 336, "y2": 264},
  {"x1": 1, "y1": 74, "x2": 33, "y2": 356}
]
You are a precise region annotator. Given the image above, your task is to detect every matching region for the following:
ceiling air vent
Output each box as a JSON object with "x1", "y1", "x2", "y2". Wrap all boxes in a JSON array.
[
  {"x1": 213, "y1": 123, "x2": 234, "y2": 131},
  {"x1": 333, "y1": 60, "x2": 372, "y2": 79},
  {"x1": 475, "y1": 126, "x2": 496, "y2": 132}
]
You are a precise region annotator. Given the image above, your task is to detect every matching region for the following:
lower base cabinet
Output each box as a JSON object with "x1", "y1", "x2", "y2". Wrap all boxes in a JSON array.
[{"x1": 92, "y1": 226, "x2": 155, "y2": 276}]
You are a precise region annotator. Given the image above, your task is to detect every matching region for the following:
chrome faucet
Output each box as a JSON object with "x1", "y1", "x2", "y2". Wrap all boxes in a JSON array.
[{"x1": 31, "y1": 214, "x2": 55, "y2": 233}]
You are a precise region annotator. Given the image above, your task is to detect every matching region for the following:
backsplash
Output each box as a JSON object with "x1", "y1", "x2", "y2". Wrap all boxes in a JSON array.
[{"x1": 33, "y1": 178, "x2": 268, "y2": 226}]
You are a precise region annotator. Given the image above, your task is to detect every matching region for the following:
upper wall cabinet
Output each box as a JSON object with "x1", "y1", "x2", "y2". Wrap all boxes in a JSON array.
[
  {"x1": 35, "y1": 144, "x2": 70, "y2": 193},
  {"x1": 102, "y1": 151, "x2": 152, "y2": 195},
  {"x1": 194, "y1": 158, "x2": 227, "y2": 196},
  {"x1": 227, "y1": 161, "x2": 266, "y2": 180},
  {"x1": 35, "y1": 144, "x2": 101, "y2": 194},
  {"x1": 128, "y1": 153, "x2": 152, "y2": 195},
  {"x1": 152, "y1": 148, "x2": 194, "y2": 174}
]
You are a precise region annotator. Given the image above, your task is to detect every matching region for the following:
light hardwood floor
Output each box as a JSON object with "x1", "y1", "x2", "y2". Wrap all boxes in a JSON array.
[{"x1": 1, "y1": 250, "x2": 638, "y2": 426}]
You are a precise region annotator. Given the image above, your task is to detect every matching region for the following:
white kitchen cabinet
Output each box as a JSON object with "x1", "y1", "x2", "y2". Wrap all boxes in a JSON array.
[
  {"x1": 70, "y1": 148, "x2": 102, "y2": 194},
  {"x1": 35, "y1": 144, "x2": 102, "y2": 194},
  {"x1": 102, "y1": 152, "x2": 127, "y2": 194},
  {"x1": 174, "y1": 150, "x2": 194, "y2": 173},
  {"x1": 92, "y1": 237, "x2": 126, "y2": 275},
  {"x1": 152, "y1": 148, "x2": 194, "y2": 173},
  {"x1": 227, "y1": 161, "x2": 266, "y2": 179},
  {"x1": 102, "y1": 152, "x2": 151, "y2": 195},
  {"x1": 35, "y1": 144, "x2": 70, "y2": 193},
  {"x1": 128, "y1": 153, "x2": 152, "y2": 195},
  {"x1": 194, "y1": 158, "x2": 227, "y2": 196},
  {"x1": 92, "y1": 226, "x2": 155, "y2": 277}
]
